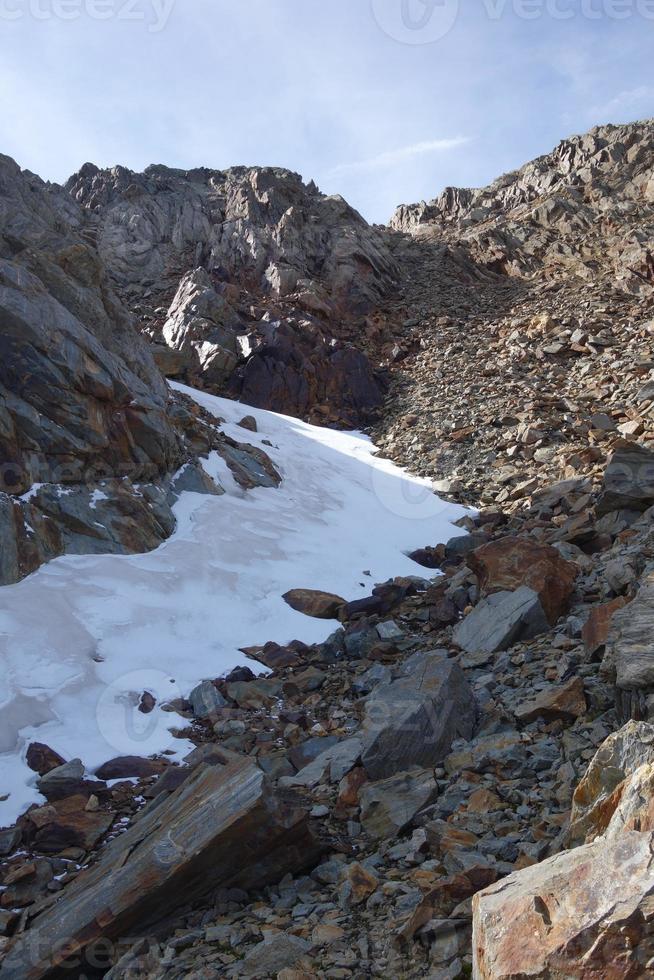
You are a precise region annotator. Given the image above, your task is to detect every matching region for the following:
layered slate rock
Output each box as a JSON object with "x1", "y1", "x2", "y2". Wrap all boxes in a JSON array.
[
  {"x1": 602, "y1": 574, "x2": 654, "y2": 721},
  {"x1": 596, "y1": 441, "x2": 654, "y2": 515},
  {"x1": 472, "y1": 831, "x2": 654, "y2": 979},
  {"x1": 359, "y1": 650, "x2": 476, "y2": 780},
  {"x1": 469, "y1": 536, "x2": 578, "y2": 625},
  {"x1": 0, "y1": 155, "x2": 180, "y2": 489},
  {"x1": 453, "y1": 587, "x2": 550, "y2": 656},
  {"x1": 0, "y1": 759, "x2": 324, "y2": 980}
]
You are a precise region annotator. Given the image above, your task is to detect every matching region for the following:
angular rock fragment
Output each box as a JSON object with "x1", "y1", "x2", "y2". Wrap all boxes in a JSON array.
[
  {"x1": 360, "y1": 650, "x2": 476, "y2": 780},
  {"x1": 514, "y1": 677, "x2": 586, "y2": 726},
  {"x1": 568, "y1": 720, "x2": 654, "y2": 846},
  {"x1": 359, "y1": 769, "x2": 437, "y2": 839},
  {"x1": 596, "y1": 441, "x2": 654, "y2": 515},
  {"x1": 0, "y1": 760, "x2": 324, "y2": 979},
  {"x1": 473, "y1": 832, "x2": 654, "y2": 979},
  {"x1": 189, "y1": 679, "x2": 228, "y2": 719},
  {"x1": 469, "y1": 536, "x2": 578, "y2": 625},
  {"x1": 603, "y1": 574, "x2": 654, "y2": 720},
  {"x1": 453, "y1": 587, "x2": 550, "y2": 656},
  {"x1": 282, "y1": 589, "x2": 347, "y2": 620}
]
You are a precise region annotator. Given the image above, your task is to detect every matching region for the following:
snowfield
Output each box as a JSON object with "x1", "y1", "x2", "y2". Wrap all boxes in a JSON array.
[{"x1": 0, "y1": 385, "x2": 469, "y2": 824}]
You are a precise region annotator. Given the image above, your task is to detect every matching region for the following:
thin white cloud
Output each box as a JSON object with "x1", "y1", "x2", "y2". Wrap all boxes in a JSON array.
[
  {"x1": 589, "y1": 86, "x2": 654, "y2": 122},
  {"x1": 327, "y1": 136, "x2": 472, "y2": 177}
]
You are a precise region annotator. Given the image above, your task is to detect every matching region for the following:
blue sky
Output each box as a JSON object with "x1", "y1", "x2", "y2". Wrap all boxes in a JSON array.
[{"x1": 0, "y1": 0, "x2": 652, "y2": 222}]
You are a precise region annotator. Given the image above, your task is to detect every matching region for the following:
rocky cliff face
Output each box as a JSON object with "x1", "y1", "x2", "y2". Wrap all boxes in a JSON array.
[
  {"x1": 66, "y1": 163, "x2": 400, "y2": 423},
  {"x1": 391, "y1": 120, "x2": 654, "y2": 291},
  {"x1": 2, "y1": 120, "x2": 654, "y2": 978},
  {"x1": 0, "y1": 156, "x2": 284, "y2": 585}
]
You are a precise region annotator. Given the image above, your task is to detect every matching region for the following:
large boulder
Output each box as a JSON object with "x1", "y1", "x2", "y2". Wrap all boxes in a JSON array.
[
  {"x1": 568, "y1": 721, "x2": 654, "y2": 846},
  {"x1": 359, "y1": 650, "x2": 476, "y2": 780},
  {"x1": 0, "y1": 759, "x2": 325, "y2": 979},
  {"x1": 469, "y1": 536, "x2": 578, "y2": 625},
  {"x1": 473, "y1": 831, "x2": 654, "y2": 979}
]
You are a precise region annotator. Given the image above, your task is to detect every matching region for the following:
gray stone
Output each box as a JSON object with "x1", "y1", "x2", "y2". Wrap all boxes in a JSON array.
[
  {"x1": 596, "y1": 442, "x2": 654, "y2": 515},
  {"x1": 453, "y1": 587, "x2": 550, "y2": 655},
  {"x1": 603, "y1": 574, "x2": 654, "y2": 692},
  {"x1": 168, "y1": 461, "x2": 224, "y2": 502},
  {"x1": 282, "y1": 737, "x2": 363, "y2": 788},
  {"x1": 239, "y1": 933, "x2": 312, "y2": 978},
  {"x1": 188, "y1": 680, "x2": 228, "y2": 720},
  {"x1": 360, "y1": 651, "x2": 476, "y2": 780},
  {"x1": 360, "y1": 769, "x2": 437, "y2": 839},
  {"x1": 36, "y1": 758, "x2": 85, "y2": 797}
]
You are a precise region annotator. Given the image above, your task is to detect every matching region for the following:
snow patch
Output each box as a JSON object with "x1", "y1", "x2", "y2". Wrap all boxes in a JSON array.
[{"x1": 0, "y1": 385, "x2": 468, "y2": 824}]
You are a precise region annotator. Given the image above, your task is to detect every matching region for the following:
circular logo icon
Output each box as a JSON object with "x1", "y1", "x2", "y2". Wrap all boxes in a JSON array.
[
  {"x1": 371, "y1": 0, "x2": 460, "y2": 44},
  {"x1": 371, "y1": 466, "x2": 454, "y2": 522},
  {"x1": 96, "y1": 669, "x2": 182, "y2": 758}
]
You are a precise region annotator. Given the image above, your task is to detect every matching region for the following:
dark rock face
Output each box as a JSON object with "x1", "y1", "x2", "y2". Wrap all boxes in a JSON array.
[
  {"x1": 65, "y1": 163, "x2": 397, "y2": 424},
  {"x1": 228, "y1": 322, "x2": 386, "y2": 425},
  {"x1": 0, "y1": 154, "x2": 193, "y2": 584},
  {"x1": 0, "y1": 154, "x2": 181, "y2": 491}
]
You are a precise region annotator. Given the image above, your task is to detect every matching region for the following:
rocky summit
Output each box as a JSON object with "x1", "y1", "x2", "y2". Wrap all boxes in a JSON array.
[{"x1": 1, "y1": 119, "x2": 654, "y2": 979}]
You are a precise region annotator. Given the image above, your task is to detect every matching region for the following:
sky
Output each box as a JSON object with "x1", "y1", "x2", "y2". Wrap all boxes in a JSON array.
[{"x1": 0, "y1": 0, "x2": 652, "y2": 223}]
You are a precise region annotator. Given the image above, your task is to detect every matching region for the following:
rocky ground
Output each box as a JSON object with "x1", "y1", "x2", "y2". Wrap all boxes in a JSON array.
[{"x1": 1, "y1": 120, "x2": 654, "y2": 977}]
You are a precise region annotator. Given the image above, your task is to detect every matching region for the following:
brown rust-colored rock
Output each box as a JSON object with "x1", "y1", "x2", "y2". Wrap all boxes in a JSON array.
[
  {"x1": 283, "y1": 589, "x2": 347, "y2": 620},
  {"x1": 0, "y1": 759, "x2": 324, "y2": 979},
  {"x1": 473, "y1": 831, "x2": 654, "y2": 979},
  {"x1": 514, "y1": 676, "x2": 587, "y2": 726},
  {"x1": 568, "y1": 721, "x2": 654, "y2": 846},
  {"x1": 582, "y1": 596, "x2": 629, "y2": 658},
  {"x1": 469, "y1": 536, "x2": 578, "y2": 625}
]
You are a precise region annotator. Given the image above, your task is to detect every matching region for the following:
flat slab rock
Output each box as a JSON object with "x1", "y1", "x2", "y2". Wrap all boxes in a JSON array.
[
  {"x1": 0, "y1": 759, "x2": 324, "y2": 980},
  {"x1": 473, "y1": 831, "x2": 654, "y2": 979},
  {"x1": 453, "y1": 586, "x2": 550, "y2": 656},
  {"x1": 359, "y1": 650, "x2": 476, "y2": 780}
]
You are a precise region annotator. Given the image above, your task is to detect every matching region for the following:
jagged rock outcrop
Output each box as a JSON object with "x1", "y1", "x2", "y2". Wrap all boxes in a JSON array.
[
  {"x1": 0, "y1": 155, "x2": 289, "y2": 584},
  {"x1": 0, "y1": 154, "x2": 193, "y2": 583},
  {"x1": 391, "y1": 120, "x2": 654, "y2": 294},
  {"x1": 65, "y1": 162, "x2": 399, "y2": 423}
]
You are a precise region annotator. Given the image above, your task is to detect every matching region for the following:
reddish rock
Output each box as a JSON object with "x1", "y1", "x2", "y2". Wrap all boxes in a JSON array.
[
  {"x1": 25, "y1": 743, "x2": 66, "y2": 777},
  {"x1": 282, "y1": 589, "x2": 347, "y2": 620},
  {"x1": 23, "y1": 796, "x2": 114, "y2": 854},
  {"x1": 339, "y1": 862, "x2": 378, "y2": 908},
  {"x1": 582, "y1": 596, "x2": 629, "y2": 658},
  {"x1": 470, "y1": 536, "x2": 578, "y2": 625},
  {"x1": 397, "y1": 866, "x2": 498, "y2": 945},
  {"x1": 473, "y1": 831, "x2": 654, "y2": 979},
  {"x1": 515, "y1": 676, "x2": 586, "y2": 726},
  {"x1": 568, "y1": 721, "x2": 654, "y2": 846},
  {"x1": 94, "y1": 757, "x2": 169, "y2": 781}
]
